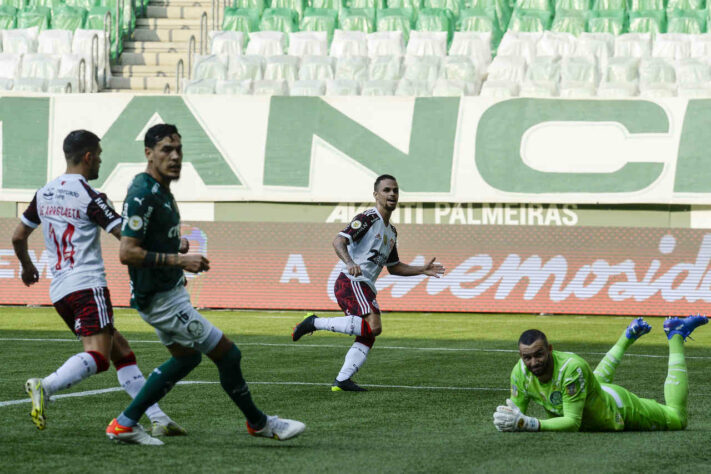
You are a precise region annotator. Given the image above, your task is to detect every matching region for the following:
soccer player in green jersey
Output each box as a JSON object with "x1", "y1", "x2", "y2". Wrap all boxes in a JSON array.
[
  {"x1": 493, "y1": 315, "x2": 707, "y2": 432},
  {"x1": 105, "y1": 124, "x2": 305, "y2": 445}
]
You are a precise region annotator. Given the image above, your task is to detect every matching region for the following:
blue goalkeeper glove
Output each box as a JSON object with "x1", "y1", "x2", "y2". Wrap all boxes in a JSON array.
[{"x1": 493, "y1": 399, "x2": 540, "y2": 432}]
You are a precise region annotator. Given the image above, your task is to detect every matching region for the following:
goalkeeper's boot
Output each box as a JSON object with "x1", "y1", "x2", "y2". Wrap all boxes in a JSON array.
[
  {"x1": 106, "y1": 419, "x2": 164, "y2": 445},
  {"x1": 332, "y1": 378, "x2": 367, "y2": 392},
  {"x1": 664, "y1": 314, "x2": 708, "y2": 341},
  {"x1": 151, "y1": 417, "x2": 187, "y2": 437},
  {"x1": 292, "y1": 313, "x2": 318, "y2": 342},
  {"x1": 25, "y1": 378, "x2": 49, "y2": 430},
  {"x1": 625, "y1": 317, "x2": 652, "y2": 341},
  {"x1": 247, "y1": 415, "x2": 305, "y2": 441}
]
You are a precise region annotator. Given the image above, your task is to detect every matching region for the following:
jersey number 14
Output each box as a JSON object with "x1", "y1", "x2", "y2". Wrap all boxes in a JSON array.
[{"x1": 49, "y1": 223, "x2": 76, "y2": 270}]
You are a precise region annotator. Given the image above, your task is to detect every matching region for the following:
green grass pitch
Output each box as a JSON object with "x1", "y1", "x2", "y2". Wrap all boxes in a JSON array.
[{"x1": 2, "y1": 307, "x2": 711, "y2": 473}]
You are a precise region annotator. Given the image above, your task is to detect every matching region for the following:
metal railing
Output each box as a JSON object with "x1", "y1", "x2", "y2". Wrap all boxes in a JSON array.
[
  {"x1": 78, "y1": 57, "x2": 86, "y2": 93},
  {"x1": 200, "y1": 11, "x2": 207, "y2": 54},
  {"x1": 164, "y1": 83, "x2": 171, "y2": 94},
  {"x1": 102, "y1": 11, "x2": 111, "y2": 90},
  {"x1": 188, "y1": 34, "x2": 196, "y2": 80},
  {"x1": 176, "y1": 59, "x2": 184, "y2": 93},
  {"x1": 211, "y1": 0, "x2": 220, "y2": 30}
]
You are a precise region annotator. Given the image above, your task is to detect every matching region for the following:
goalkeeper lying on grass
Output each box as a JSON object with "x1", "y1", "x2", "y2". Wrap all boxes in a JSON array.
[{"x1": 493, "y1": 315, "x2": 708, "y2": 432}]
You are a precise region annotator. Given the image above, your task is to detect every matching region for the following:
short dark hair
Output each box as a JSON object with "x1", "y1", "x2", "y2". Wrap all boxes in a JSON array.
[
  {"x1": 374, "y1": 174, "x2": 397, "y2": 191},
  {"x1": 63, "y1": 130, "x2": 100, "y2": 165},
  {"x1": 518, "y1": 329, "x2": 548, "y2": 347},
  {"x1": 144, "y1": 123, "x2": 180, "y2": 149}
]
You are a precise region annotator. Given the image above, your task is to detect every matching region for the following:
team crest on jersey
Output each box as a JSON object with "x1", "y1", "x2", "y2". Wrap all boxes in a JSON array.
[
  {"x1": 187, "y1": 320, "x2": 204, "y2": 337},
  {"x1": 566, "y1": 382, "x2": 577, "y2": 396},
  {"x1": 550, "y1": 391, "x2": 562, "y2": 405},
  {"x1": 350, "y1": 220, "x2": 362, "y2": 230},
  {"x1": 128, "y1": 215, "x2": 143, "y2": 231}
]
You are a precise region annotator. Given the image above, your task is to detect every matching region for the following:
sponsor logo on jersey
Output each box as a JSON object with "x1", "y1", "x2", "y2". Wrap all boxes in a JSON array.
[
  {"x1": 42, "y1": 188, "x2": 55, "y2": 199},
  {"x1": 550, "y1": 390, "x2": 562, "y2": 405},
  {"x1": 350, "y1": 220, "x2": 362, "y2": 230},
  {"x1": 133, "y1": 197, "x2": 144, "y2": 205},
  {"x1": 128, "y1": 215, "x2": 143, "y2": 231}
]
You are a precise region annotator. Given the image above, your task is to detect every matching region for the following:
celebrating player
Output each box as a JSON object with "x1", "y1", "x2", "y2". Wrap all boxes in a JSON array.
[
  {"x1": 493, "y1": 315, "x2": 708, "y2": 432},
  {"x1": 292, "y1": 174, "x2": 445, "y2": 391},
  {"x1": 12, "y1": 130, "x2": 182, "y2": 436},
  {"x1": 105, "y1": 123, "x2": 305, "y2": 445}
]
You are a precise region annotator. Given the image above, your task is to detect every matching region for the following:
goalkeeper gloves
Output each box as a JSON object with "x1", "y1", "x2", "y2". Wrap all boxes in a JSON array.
[{"x1": 493, "y1": 399, "x2": 540, "y2": 432}]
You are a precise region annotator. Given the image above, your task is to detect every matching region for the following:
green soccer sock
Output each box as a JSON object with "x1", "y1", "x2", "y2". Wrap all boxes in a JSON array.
[
  {"x1": 216, "y1": 344, "x2": 266, "y2": 429},
  {"x1": 664, "y1": 334, "x2": 688, "y2": 428},
  {"x1": 593, "y1": 332, "x2": 633, "y2": 383},
  {"x1": 122, "y1": 353, "x2": 202, "y2": 423}
]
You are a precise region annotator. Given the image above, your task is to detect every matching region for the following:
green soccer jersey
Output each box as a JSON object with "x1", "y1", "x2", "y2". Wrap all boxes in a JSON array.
[
  {"x1": 509, "y1": 350, "x2": 625, "y2": 432},
  {"x1": 121, "y1": 172, "x2": 184, "y2": 310}
]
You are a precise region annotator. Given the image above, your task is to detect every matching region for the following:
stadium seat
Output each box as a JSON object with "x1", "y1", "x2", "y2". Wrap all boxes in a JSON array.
[
  {"x1": 326, "y1": 77, "x2": 360, "y2": 93},
  {"x1": 555, "y1": 0, "x2": 590, "y2": 10},
  {"x1": 338, "y1": 7, "x2": 375, "y2": 32},
  {"x1": 667, "y1": 10, "x2": 705, "y2": 34},
  {"x1": 440, "y1": 55, "x2": 479, "y2": 82},
  {"x1": 366, "y1": 30, "x2": 405, "y2": 56},
  {"x1": 271, "y1": 0, "x2": 306, "y2": 21},
  {"x1": 508, "y1": 9, "x2": 552, "y2": 33},
  {"x1": 376, "y1": 8, "x2": 413, "y2": 43},
  {"x1": 222, "y1": 8, "x2": 260, "y2": 40},
  {"x1": 551, "y1": 10, "x2": 589, "y2": 35},
  {"x1": 20, "y1": 52, "x2": 59, "y2": 87},
  {"x1": 335, "y1": 54, "x2": 369, "y2": 80},
  {"x1": 387, "y1": 0, "x2": 423, "y2": 15},
  {"x1": 312, "y1": 0, "x2": 344, "y2": 9},
  {"x1": 415, "y1": 8, "x2": 453, "y2": 43},
  {"x1": 0, "y1": 53, "x2": 21, "y2": 89},
  {"x1": 252, "y1": 78, "x2": 289, "y2": 94},
  {"x1": 84, "y1": 7, "x2": 117, "y2": 57},
  {"x1": 0, "y1": 0, "x2": 26, "y2": 9},
  {"x1": 18, "y1": 5, "x2": 51, "y2": 30},
  {"x1": 33, "y1": 0, "x2": 64, "y2": 10},
  {"x1": 497, "y1": 31, "x2": 540, "y2": 63},
  {"x1": 183, "y1": 78, "x2": 217, "y2": 93},
  {"x1": 614, "y1": 32, "x2": 652, "y2": 58},
  {"x1": 690, "y1": 33, "x2": 711, "y2": 58},
  {"x1": 536, "y1": 30, "x2": 577, "y2": 56},
  {"x1": 0, "y1": 5, "x2": 17, "y2": 29},
  {"x1": 232, "y1": 0, "x2": 267, "y2": 15},
  {"x1": 14, "y1": 77, "x2": 46, "y2": 91},
  {"x1": 676, "y1": 57, "x2": 711, "y2": 85},
  {"x1": 575, "y1": 31, "x2": 613, "y2": 70},
  {"x1": 639, "y1": 57, "x2": 676, "y2": 94},
  {"x1": 299, "y1": 10, "x2": 337, "y2": 43},
  {"x1": 246, "y1": 31, "x2": 287, "y2": 56},
  {"x1": 425, "y1": 0, "x2": 463, "y2": 17},
  {"x1": 192, "y1": 54, "x2": 228, "y2": 80},
  {"x1": 38, "y1": 29, "x2": 72, "y2": 54},
  {"x1": 604, "y1": 56, "x2": 639, "y2": 83},
  {"x1": 288, "y1": 31, "x2": 329, "y2": 55},
  {"x1": 228, "y1": 54, "x2": 265, "y2": 79},
  {"x1": 560, "y1": 54, "x2": 599, "y2": 87},
  {"x1": 51, "y1": 5, "x2": 86, "y2": 30},
  {"x1": 46, "y1": 77, "x2": 72, "y2": 92},
  {"x1": 330, "y1": 29, "x2": 368, "y2": 56},
  {"x1": 210, "y1": 31, "x2": 245, "y2": 56},
  {"x1": 289, "y1": 78, "x2": 327, "y2": 95},
  {"x1": 628, "y1": 10, "x2": 666, "y2": 35},
  {"x1": 395, "y1": 77, "x2": 433, "y2": 95},
  {"x1": 72, "y1": 28, "x2": 107, "y2": 89},
  {"x1": 216, "y1": 78, "x2": 253, "y2": 94},
  {"x1": 264, "y1": 54, "x2": 300, "y2": 81},
  {"x1": 628, "y1": 0, "x2": 664, "y2": 11},
  {"x1": 520, "y1": 55, "x2": 559, "y2": 96},
  {"x1": 587, "y1": 10, "x2": 627, "y2": 35},
  {"x1": 2, "y1": 27, "x2": 39, "y2": 53},
  {"x1": 665, "y1": 0, "x2": 704, "y2": 10},
  {"x1": 260, "y1": 8, "x2": 299, "y2": 34},
  {"x1": 298, "y1": 54, "x2": 335, "y2": 79},
  {"x1": 592, "y1": 0, "x2": 625, "y2": 10},
  {"x1": 361, "y1": 78, "x2": 397, "y2": 94},
  {"x1": 403, "y1": 54, "x2": 440, "y2": 81},
  {"x1": 652, "y1": 33, "x2": 691, "y2": 59},
  {"x1": 348, "y1": 0, "x2": 384, "y2": 8},
  {"x1": 57, "y1": 52, "x2": 86, "y2": 91},
  {"x1": 367, "y1": 54, "x2": 402, "y2": 79},
  {"x1": 406, "y1": 30, "x2": 448, "y2": 56}
]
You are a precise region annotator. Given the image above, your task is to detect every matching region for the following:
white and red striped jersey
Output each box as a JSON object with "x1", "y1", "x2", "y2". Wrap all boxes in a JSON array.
[
  {"x1": 338, "y1": 207, "x2": 399, "y2": 292},
  {"x1": 21, "y1": 173, "x2": 121, "y2": 303}
]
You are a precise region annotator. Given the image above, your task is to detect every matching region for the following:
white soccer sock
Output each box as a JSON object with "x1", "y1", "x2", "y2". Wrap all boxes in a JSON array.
[
  {"x1": 42, "y1": 352, "x2": 97, "y2": 396},
  {"x1": 314, "y1": 316, "x2": 365, "y2": 336},
  {"x1": 336, "y1": 342, "x2": 370, "y2": 382},
  {"x1": 116, "y1": 364, "x2": 167, "y2": 422}
]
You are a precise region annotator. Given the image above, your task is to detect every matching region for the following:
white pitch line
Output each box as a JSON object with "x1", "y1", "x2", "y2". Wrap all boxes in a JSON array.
[
  {"x1": 2, "y1": 337, "x2": 711, "y2": 360},
  {"x1": 0, "y1": 380, "x2": 507, "y2": 407}
]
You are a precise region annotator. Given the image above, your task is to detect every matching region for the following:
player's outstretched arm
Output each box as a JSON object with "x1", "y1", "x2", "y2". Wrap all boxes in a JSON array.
[
  {"x1": 119, "y1": 236, "x2": 209, "y2": 273},
  {"x1": 387, "y1": 258, "x2": 445, "y2": 277},
  {"x1": 11, "y1": 222, "x2": 39, "y2": 286}
]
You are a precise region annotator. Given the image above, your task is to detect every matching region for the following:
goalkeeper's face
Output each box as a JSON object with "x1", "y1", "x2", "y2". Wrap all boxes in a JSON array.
[{"x1": 519, "y1": 339, "x2": 554, "y2": 382}]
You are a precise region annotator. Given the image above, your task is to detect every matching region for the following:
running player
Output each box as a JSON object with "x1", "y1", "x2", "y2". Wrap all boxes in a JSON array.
[
  {"x1": 292, "y1": 174, "x2": 445, "y2": 391},
  {"x1": 12, "y1": 130, "x2": 182, "y2": 437},
  {"x1": 493, "y1": 315, "x2": 708, "y2": 432},
  {"x1": 105, "y1": 123, "x2": 305, "y2": 445}
]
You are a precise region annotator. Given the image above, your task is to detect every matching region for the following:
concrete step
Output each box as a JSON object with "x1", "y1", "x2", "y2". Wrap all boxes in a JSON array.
[
  {"x1": 124, "y1": 40, "x2": 190, "y2": 52},
  {"x1": 118, "y1": 51, "x2": 187, "y2": 66},
  {"x1": 109, "y1": 75, "x2": 180, "y2": 91},
  {"x1": 136, "y1": 17, "x2": 203, "y2": 28},
  {"x1": 145, "y1": 5, "x2": 213, "y2": 19},
  {"x1": 112, "y1": 64, "x2": 180, "y2": 76},
  {"x1": 132, "y1": 27, "x2": 202, "y2": 42}
]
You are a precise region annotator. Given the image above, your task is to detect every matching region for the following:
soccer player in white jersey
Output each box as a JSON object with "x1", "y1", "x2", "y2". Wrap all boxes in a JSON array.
[
  {"x1": 292, "y1": 174, "x2": 445, "y2": 391},
  {"x1": 11, "y1": 130, "x2": 182, "y2": 439}
]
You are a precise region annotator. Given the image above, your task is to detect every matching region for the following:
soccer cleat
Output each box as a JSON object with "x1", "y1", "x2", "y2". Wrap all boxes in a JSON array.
[
  {"x1": 331, "y1": 378, "x2": 367, "y2": 392},
  {"x1": 292, "y1": 313, "x2": 318, "y2": 342},
  {"x1": 625, "y1": 317, "x2": 652, "y2": 340},
  {"x1": 151, "y1": 418, "x2": 187, "y2": 437},
  {"x1": 247, "y1": 415, "x2": 305, "y2": 441},
  {"x1": 663, "y1": 314, "x2": 708, "y2": 341},
  {"x1": 25, "y1": 378, "x2": 48, "y2": 430},
  {"x1": 106, "y1": 418, "x2": 164, "y2": 445}
]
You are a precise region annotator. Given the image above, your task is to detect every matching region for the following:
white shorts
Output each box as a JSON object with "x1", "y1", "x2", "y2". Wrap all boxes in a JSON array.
[{"x1": 137, "y1": 284, "x2": 222, "y2": 354}]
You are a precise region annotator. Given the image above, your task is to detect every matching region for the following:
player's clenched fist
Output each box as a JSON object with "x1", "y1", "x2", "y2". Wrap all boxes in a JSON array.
[{"x1": 179, "y1": 254, "x2": 210, "y2": 273}]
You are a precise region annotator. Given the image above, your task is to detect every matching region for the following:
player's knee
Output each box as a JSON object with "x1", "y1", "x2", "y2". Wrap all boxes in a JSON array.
[
  {"x1": 355, "y1": 335, "x2": 376, "y2": 348},
  {"x1": 362, "y1": 319, "x2": 382, "y2": 337},
  {"x1": 177, "y1": 352, "x2": 202, "y2": 371},
  {"x1": 216, "y1": 344, "x2": 242, "y2": 369},
  {"x1": 87, "y1": 350, "x2": 110, "y2": 373}
]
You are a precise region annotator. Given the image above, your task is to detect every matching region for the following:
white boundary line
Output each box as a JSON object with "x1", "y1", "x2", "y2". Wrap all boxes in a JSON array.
[
  {"x1": 2, "y1": 337, "x2": 711, "y2": 360},
  {"x1": 0, "y1": 380, "x2": 508, "y2": 407}
]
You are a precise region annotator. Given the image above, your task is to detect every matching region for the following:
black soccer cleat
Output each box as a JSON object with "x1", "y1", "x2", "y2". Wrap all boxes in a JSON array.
[
  {"x1": 292, "y1": 313, "x2": 318, "y2": 342},
  {"x1": 331, "y1": 378, "x2": 368, "y2": 392}
]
